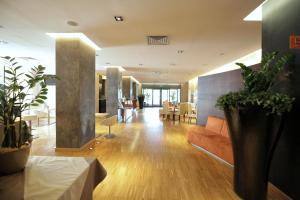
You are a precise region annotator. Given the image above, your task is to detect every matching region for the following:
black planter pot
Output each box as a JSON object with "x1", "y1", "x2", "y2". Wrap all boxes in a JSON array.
[
  {"x1": 224, "y1": 107, "x2": 285, "y2": 200},
  {"x1": 138, "y1": 96, "x2": 145, "y2": 109}
]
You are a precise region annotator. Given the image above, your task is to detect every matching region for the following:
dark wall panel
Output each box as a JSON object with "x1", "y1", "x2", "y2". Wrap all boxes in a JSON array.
[
  {"x1": 197, "y1": 69, "x2": 243, "y2": 125},
  {"x1": 263, "y1": 0, "x2": 300, "y2": 199}
]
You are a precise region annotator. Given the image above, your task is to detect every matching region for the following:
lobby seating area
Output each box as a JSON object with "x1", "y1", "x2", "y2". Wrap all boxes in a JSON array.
[
  {"x1": 187, "y1": 116, "x2": 233, "y2": 165},
  {"x1": 159, "y1": 101, "x2": 197, "y2": 123}
]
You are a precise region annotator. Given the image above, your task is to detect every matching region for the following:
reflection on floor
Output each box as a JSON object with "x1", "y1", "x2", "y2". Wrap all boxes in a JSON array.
[{"x1": 30, "y1": 108, "x2": 288, "y2": 200}]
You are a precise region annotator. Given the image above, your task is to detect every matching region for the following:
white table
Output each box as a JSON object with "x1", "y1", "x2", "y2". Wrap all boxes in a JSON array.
[
  {"x1": 0, "y1": 156, "x2": 107, "y2": 200},
  {"x1": 16, "y1": 114, "x2": 38, "y2": 131}
]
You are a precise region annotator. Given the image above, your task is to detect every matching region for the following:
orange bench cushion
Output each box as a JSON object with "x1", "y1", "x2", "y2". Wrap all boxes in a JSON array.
[
  {"x1": 205, "y1": 116, "x2": 224, "y2": 134},
  {"x1": 220, "y1": 121, "x2": 230, "y2": 138},
  {"x1": 187, "y1": 125, "x2": 233, "y2": 165}
]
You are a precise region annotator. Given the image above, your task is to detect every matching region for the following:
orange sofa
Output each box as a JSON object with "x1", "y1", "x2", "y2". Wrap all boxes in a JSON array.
[{"x1": 187, "y1": 116, "x2": 234, "y2": 165}]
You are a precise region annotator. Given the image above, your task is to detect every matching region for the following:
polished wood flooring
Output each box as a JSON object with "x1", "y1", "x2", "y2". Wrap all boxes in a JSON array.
[{"x1": 30, "y1": 108, "x2": 289, "y2": 200}]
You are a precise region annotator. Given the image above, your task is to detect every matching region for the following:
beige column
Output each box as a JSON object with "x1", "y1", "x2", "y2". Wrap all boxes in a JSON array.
[
  {"x1": 122, "y1": 77, "x2": 132, "y2": 99},
  {"x1": 95, "y1": 73, "x2": 100, "y2": 113},
  {"x1": 106, "y1": 67, "x2": 122, "y2": 116},
  {"x1": 180, "y1": 82, "x2": 189, "y2": 102}
]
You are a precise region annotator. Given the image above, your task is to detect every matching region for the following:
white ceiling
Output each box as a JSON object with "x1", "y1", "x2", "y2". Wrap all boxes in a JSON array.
[{"x1": 0, "y1": 0, "x2": 262, "y2": 83}]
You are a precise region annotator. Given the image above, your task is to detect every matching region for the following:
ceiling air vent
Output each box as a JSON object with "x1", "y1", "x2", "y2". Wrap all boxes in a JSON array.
[{"x1": 147, "y1": 36, "x2": 169, "y2": 45}]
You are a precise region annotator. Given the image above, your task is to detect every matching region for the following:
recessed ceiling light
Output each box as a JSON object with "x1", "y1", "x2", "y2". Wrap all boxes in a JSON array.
[
  {"x1": 244, "y1": 0, "x2": 268, "y2": 21},
  {"x1": 177, "y1": 50, "x2": 184, "y2": 54},
  {"x1": 114, "y1": 16, "x2": 124, "y2": 22},
  {"x1": 0, "y1": 40, "x2": 8, "y2": 45},
  {"x1": 220, "y1": 53, "x2": 225, "y2": 56},
  {"x1": 170, "y1": 63, "x2": 176, "y2": 66},
  {"x1": 139, "y1": 64, "x2": 143, "y2": 66},
  {"x1": 0, "y1": 25, "x2": 4, "y2": 28},
  {"x1": 96, "y1": 54, "x2": 99, "y2": 56},
  {"x1": 67, "y1": 20, "x2": 79, "y2": 26},
  {"x1": 106, "y1": 62, "x2": 111, "y2": 65}
]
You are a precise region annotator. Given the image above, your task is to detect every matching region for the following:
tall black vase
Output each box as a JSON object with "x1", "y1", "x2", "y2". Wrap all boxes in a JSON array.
[
  {"x1": 224, "y1": 107, "x2": 285, "y2": 200},
  {"x1": 138, "y1": 96, "x2": 145, "y2": 109}
]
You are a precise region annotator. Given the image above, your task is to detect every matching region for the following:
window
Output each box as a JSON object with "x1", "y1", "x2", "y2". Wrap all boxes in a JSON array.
[{"x1": 142, "y1": 87, "x2": 181, "y2": 107}]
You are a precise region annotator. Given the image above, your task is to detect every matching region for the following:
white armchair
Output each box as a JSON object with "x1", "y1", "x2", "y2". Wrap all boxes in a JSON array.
[
  {"x1": 185, "y1": 103, "x2": 197, "y2": 123},
  {"x1": 159, "y1": 101, "x2": 172, "y2": 119},
  {"x1": 175, "y1": 102, "x2": 188, "y2": 121},
  {"x1": 29, "y1": 104, "x2": 55, "y2": 126}
]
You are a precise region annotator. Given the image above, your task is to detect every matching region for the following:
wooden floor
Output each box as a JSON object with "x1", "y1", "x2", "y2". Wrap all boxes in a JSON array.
[{"x1": 30, "y1": 108, "x2": 289, "y2": 200}]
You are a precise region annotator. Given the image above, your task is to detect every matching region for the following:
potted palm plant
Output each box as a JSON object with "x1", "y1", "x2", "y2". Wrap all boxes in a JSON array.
[
  {"x1": 0, "y1": 56, "x2": 57, "y2": 174},
  {"x1": 216, "y1": 52, "x2": 295, "y2": 200}
]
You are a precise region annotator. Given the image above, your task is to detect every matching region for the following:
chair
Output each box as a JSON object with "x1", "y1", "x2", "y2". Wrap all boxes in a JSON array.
[
  {"x1": 175, "y1": 102, "x2": 187, "y2": 121},
  {"x1": 159, "y1": 100, "x2": 167, "y2": 117},
  {"x1": 185, "y1": 103, "x2": 197, "y2": 123},
  {"x1": 160, "y1": 101, "x2": 172, "y2": 120},
  {"x1": 29, "y1": 104, "x2": 54, "y2": 126},
  {"x1": 101, "y1": 115, "x2": 118, "y2": 139}
]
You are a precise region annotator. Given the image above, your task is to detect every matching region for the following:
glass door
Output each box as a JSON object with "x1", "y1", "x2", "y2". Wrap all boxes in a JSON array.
[
  {"x1": 152, "y1": 89, "x2": 161, "y2": 107},
  {"x1": 169, "y1": 89, "x2": 178, "y2": 105},
  {"x1": 142, "y1": 88, "x2": 181, "y2": 107},
  {"x1": 161, "y1": 89, "x2": 169, "y2": 105},
  {"x1": 143, "y1": 89, "x2": 153, "y2": 107}
]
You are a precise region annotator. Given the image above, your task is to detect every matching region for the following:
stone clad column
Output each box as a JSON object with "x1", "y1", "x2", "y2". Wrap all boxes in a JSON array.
[
  {"x1": 122, "y1": 77, "x2": 132, "y2": 99},
  {"x1": 56, "y1": 38, "x2": 95, "y2": 148},
  {"x1": 95, "y1": 73, "x2": 100, "y2": 113},
  {"x1": 106, "y1": 67, "x2": 122, "y2": 116}
]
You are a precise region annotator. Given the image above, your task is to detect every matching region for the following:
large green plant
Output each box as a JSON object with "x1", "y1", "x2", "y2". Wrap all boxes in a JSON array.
[
  {"x1": 216, "y1": 52, "x2": 295, "y2": 115},
  {"x1": 0, "y1": 56, "x2": 57, "y2": 148}
]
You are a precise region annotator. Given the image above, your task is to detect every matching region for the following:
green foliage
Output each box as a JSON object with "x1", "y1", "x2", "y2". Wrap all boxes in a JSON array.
[
  {"x1": 0, "y1": 56, "x2": 58, "y2": 148},
  {"x1": 216, "y1": 52, "x2": 295, "y2": 115}
]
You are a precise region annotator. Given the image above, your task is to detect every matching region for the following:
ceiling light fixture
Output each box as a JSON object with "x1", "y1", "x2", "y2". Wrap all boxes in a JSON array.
[
  {"x1": 244, "y1": 0, "x2": 269, "y2": 21},
  {"x1": 67, "y1": 20, "x2": 79, "y2": 26},
  {"x1": 139, "y1": 64, "x2": 143, "y2": 66},
  {"x1": 0, "y1": 25, "x2": 4, "y2": 28},
  {"x1": 177, "y1": 50, "x2": 184, "y2": 54},
  {"x1": 46, "y1": 33, "x2": 101, "y2": 50},
  {"x1": 170, "y1": 63, "x2": 176, "y2": 66},
  {"x1": 114, "y1": 16, "x2": 124, "y2": 21}
]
